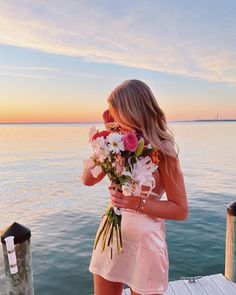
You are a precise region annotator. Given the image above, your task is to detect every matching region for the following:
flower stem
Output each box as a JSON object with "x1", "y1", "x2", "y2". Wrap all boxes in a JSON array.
[{"x1": 93, "y1": 217, "x2": 108, "y2": 250}]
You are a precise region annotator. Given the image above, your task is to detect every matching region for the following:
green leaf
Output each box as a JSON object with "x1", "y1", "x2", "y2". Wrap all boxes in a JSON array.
[{"x1": 134, "y1": 138, "x2": 145, "y2": 157}]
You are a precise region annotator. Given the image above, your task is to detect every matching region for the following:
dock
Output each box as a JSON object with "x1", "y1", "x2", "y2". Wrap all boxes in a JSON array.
[{"x1": 122, "y1": 273, "x2": 236, "y2": 295}]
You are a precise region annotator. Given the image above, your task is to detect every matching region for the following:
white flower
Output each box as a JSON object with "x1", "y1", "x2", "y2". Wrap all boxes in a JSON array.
[
  {"x1": 120, "y1": 180, "x2": 142, "y2": 197},
  {"x1": 122, "y1": 156, "x2": 158, "y2": 197},
  {"x1": 91, "y1": 136, "x2": 110, "y2": 162},
  {"x1": 121, "y1": 182, "x2": 133, "y2": 196},
  {"x1": 89, "y1": 125, "x2": 97, "y2": 143},
  {"x1": 132, "y1": 183, "x2": 142, "y2": 196},
  {"x1": 90, "y1": 165, "x2": 103, "y2": 178},
  {"x1": 107, "y1": 132, "x2": 125, "y2": 154}
]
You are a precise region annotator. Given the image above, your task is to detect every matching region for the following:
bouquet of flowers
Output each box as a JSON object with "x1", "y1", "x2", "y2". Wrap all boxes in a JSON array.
[{"x1": 83, "y1": 111, "x2": 160, "y2": 259}]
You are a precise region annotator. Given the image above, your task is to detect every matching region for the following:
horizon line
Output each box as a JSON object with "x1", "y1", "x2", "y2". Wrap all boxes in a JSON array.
[{"x1": 0, "y1": 118, "x2": 236, "y2": 125}]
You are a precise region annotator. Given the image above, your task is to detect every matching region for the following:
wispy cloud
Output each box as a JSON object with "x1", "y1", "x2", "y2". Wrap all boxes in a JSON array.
[
  {"x1": 0, "y1": 64, "x2": 129, "y2": 81},
  {"x1": 0, "y1": 1, "x2": 235, "y2": 83},
  {"x1": 0, "y1": 72, "x2": 56, "y2": 79},
  {"x1": 0, "y1": 65, "x2": 62, "y2": 79},
  {"x1": 0, "y1": 65, "x2": 61, "y2": 72}
]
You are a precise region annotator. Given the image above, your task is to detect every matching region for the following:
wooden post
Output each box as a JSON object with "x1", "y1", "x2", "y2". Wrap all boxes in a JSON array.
[
  {"x1": 1, "y1": 222, "x2": 34, "y2": 295},
  {"x1": 225, "y1": 201, "x2": 236, "y2": 282}
]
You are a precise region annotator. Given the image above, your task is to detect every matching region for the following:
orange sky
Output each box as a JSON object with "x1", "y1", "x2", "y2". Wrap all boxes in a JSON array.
[{"x1": 0, "y1": 1, "x2": 235, "y2": 123}]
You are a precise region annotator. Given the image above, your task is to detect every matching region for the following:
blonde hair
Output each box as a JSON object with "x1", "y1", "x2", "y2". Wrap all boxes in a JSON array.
[{"x1": 107, "y1": 79, "x2": 181, "y2": 189}]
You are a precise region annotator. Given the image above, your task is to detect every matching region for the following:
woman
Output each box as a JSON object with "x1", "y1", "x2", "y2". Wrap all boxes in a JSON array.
[{"x1": 82, "y1": 79, "x2": 188, "y2": 295}]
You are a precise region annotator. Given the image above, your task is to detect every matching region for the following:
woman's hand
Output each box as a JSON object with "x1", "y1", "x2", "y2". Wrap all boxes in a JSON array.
[
  {"x1": 81, "y1": 162, "x2": 106, "y2": 186},
  {"x1": 108, "y1": 183, "x2": 140, "y2": 211}
]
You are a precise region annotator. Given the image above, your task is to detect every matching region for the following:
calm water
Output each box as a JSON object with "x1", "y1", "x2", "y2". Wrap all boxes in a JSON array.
[{"x1": 0, "y1": 122, "x2": 236, "y2": 294}]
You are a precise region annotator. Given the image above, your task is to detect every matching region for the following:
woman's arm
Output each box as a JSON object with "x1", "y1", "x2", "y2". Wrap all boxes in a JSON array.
[
  {"x1": 81, "y1": 162, "x2": 106, "y2": 186},
  {"x1": 162, "y1": 142, "x2": 189, "y2": 220},
  {"x1": 138, "y1": 141, "x2": 188, "y2": 220},
  {"x1": 109, "y1": 140, "x2": 189, "y2": 220}
]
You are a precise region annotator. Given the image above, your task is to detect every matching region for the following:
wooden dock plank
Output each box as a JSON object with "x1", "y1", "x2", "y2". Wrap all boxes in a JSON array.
[
  {"x1": 163, "y1": 284, "x2": 176, "y2": 295},
  {"x1": 181, "y1": 278, "x2": 209, "y2": 295},
  {"x1": 196, "y1": 275, "x2": 225, "y2": 295},
  {"x1": 123, "y1": 286, "x2": 176, "y2": 295},
  {"x1": 168, "y1": 279, "x2": 192, "y2": 295},
  {"x1": 209, "y1": 273, "x2": 236, "y2": 295},
  {"x1": 228, "y1": 279, "x2": 236, "y2": 290},
  {"x1": 98, "y1": 273, "x2": 236, "y2": 295}
]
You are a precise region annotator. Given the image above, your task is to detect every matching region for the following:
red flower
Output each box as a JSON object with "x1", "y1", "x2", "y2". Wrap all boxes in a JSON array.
[
  {"x1": 103, "y1": 109, "x2": 114, "y2": 124},
  {"x1": 92, "y1": 130, "x2": 110, "y2": 141}
]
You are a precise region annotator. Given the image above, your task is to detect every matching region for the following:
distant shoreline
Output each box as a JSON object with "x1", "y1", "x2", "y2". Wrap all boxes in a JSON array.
[
  {"x1": 0, "y1": 119, "x2": 235, "y2": 125},
  {"x1": 172, "y1": 119, "x2": 236, "y2": 122}
]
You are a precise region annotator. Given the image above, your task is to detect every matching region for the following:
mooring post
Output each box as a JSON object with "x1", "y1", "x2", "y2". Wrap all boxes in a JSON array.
[
  {"x1": 1, "y1": 222, "x2": 34, "y2": 295},
  {"x1": 225, "y1": 201, "x2": 236, "y2": 282}
]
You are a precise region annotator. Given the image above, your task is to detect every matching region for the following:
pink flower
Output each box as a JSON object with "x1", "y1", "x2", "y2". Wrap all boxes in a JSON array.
[
  {"x1": 123, "y1": 131, "x2": 139, "y2": 152},
  {"x1": 115, "y1": 154, "x2": 125, "y2": 175}
]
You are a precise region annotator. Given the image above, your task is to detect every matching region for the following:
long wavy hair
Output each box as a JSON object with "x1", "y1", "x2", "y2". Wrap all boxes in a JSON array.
[{"x1": 107, "y1": 79, "x2": 181, "y2": 188}]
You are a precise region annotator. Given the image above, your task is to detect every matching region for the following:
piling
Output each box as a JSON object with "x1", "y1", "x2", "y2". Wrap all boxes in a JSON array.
[
  {"x1": 1, "y1": 222, "x2": 34, "y2": 295},
  {"x1": 225, "y1": 201, "x2": 236, "y2": 282}
]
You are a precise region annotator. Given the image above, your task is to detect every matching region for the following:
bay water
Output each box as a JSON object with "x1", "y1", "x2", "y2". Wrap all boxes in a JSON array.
[{"x1": 0, "y1": 122, "x2": 235, "y2": 294}]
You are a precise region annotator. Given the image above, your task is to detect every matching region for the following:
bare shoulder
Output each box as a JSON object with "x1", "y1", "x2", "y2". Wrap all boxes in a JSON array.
[
  {"x1": 160, "y1": 139, "x2": 178, "y2": 156},
  {"x1": 158, "y1": 139, "x2": 184, "y2": 195},
  {"x1": 159, "y1": 139, "x2": 181, "y2": 173}
]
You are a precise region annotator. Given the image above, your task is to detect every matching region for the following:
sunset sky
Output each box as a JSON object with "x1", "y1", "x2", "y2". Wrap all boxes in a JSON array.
[{"x1": 0, "y1": 0, "x2": 235, "y2": 123}]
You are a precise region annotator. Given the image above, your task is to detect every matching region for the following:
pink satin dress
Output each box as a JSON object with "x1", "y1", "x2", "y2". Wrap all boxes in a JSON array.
[{"x1": 89, "y1": 169, "x2": 169, "y2": 295}]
